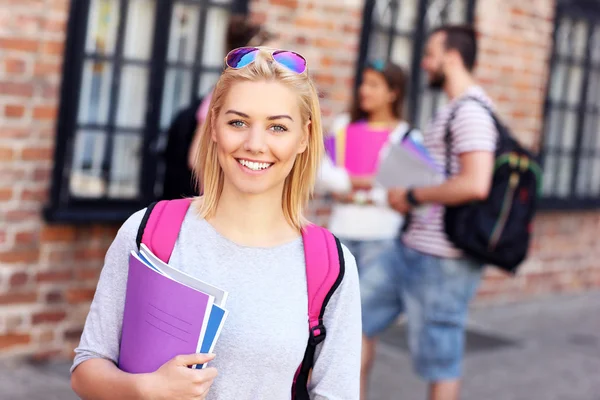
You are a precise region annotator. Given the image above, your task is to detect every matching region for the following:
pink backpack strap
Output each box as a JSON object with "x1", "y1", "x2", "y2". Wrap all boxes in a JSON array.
[
  {"x1": 135, "y1": 199, "x2": 193, "y2": 263},
  {"x1": 291, "y1": 224, "x2": 345, "y2": 399}
]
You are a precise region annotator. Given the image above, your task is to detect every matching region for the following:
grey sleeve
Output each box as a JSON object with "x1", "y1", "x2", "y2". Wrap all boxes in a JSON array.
[
  {"x1": 309, "y1": 245, "x2": 362, "y2": 400},
  {"x1": 70, "y1": 210, "x2": 146, "y2": 373}
]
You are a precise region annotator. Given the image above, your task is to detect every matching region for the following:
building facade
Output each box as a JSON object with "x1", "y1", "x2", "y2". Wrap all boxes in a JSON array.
[{"x1": 1, "y1": 0, "x2": 599, "y2": 361}]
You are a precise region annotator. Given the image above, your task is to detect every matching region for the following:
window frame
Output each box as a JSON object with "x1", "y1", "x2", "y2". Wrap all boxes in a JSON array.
[
  {"x1": 45, "y1": 0, "x2": 248, "y2": 224},
  {"x1": 539, "y1": 0, "x2": 600, "y2": 211},
  {"x1": 355, "y1": 0, "x2": 476, "y2": 125}
]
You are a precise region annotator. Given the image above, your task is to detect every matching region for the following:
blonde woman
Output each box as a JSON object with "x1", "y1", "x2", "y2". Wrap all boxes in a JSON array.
[{"x1": 70, "y1": 47, "x2": 361, "y2": 400}]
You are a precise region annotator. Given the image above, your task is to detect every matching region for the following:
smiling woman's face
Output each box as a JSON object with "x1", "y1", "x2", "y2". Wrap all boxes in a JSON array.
[{"x1": 211, "y1": 80, "x2": 309, "y2": 197}]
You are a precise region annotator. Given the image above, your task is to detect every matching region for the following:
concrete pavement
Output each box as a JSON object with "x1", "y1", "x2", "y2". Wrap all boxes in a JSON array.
[{"x1": 0, "y1": 291, "x2": 599, "y2": 400}]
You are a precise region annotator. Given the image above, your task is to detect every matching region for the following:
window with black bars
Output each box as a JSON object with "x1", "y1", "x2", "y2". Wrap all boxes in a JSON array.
[
  {"x1": 356, "y1": 0, "x2": 476, "y2": 129},
  {"x1": 540, "y1": 0, "x2": 600, "y2": 209},
  {"x1": 46, "y1": 0, "x2": 248, "y2": 223}
]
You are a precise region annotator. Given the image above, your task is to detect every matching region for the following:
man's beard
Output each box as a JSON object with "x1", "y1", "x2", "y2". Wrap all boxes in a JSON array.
[{"x1": 428, "y1": 68, "x2": 446, "y2": 90}]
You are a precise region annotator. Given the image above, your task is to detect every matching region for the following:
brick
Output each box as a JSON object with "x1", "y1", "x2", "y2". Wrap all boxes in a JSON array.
[
  {"x1": 0, "y1": 333, "x2": 31, "y2": 349},
  {"x1": 32, "y1": 105, "x2": 57, "y2": 120},
  {"x1": 66, "y1": 288, "x2": 95, "y2": 304},
  {"x1": 4, "y1": 57, "x2": 28, "y2": 74},
  {"x1": 41, "y1": 40, "x2": 64, "y2": 56},
  {"x1": 34, "y1": 61, "x2": 62, "y2": 76},
  {"x1": 0, "y1": 187, "x2": 13, "y2": 201},
  {"x1": 33, "y1": 167, "x2": 52, "y2": 182},
  {"x1": 21, "y1": 187, "x2": 47, "y2": 202},
  {"x1": 64, "y1": 328, "x2": 83, "y2": 341},
  {"x1": 0, "y1": 292, "x2": 37, "y2": 305},
  {"x1": 295, "y1": 36, "x2": 309, "y2": 46},
  {"x1": 313, "y1": 74, "x2": 336, "y2": 86},
  {"x1": 0, "y1": 168, "x2": 27, "y2": 184},
  {"x1": 314, "y1": 38, "x2": 343, "y2": 49},
  {"x1": 47, "y1": 249, "x2": 73, "y2": 263},
  {"x1": 49, "y1": 0, "x2": 69, "y2": 13},
  {"x1": 75, "y1": 268, "x2": 100, "y2": 281},
  {"x1": 0, "y1": 249, "x2": 40, "y2": 264},
  {"x1": 1, "y1": 128, "x2": 30, "y2": 138},
  {"x1": 43, "y1": 17, "x2": 66, "y2": 33},
  {"x1": 22, "y1": 146, "x2": 53, "y2": 161},
  {"x1": 41, "y1": 81, "x2": 59, "y2": 98},
  {"x1": 40, "y1": 225, "x2": 76, "y2": 242},
  {"x1": 3, "y1": 209, "x2": 39, "y2": 223},
  {"x1": 39, "y1": 330, "x2": 55, "y2": 343},
  {"x1": 32, "y1": 310, "x2": 67, "y2": 325},
  {"x1": 91, "y1": 225, "x2": 119, "y2": 239},
  {"x1": 45, "y1": 290, "x2": 63, "y2": 304},
  {"x1": 0, "y1": 81, "x2": 34, "y2": 97},
  {"x1": 269, "y1": 0, "x2": 298, "y2": 8},
  {"x1": 36, "y1": 270, "x2": 73, "y2": 283},
  {"x1": 0, "y1": 38, "x2": 39, "y2": 52},
  {"x1": 9, "y1": 272, "x2": 29, "y2": 287},
  {"x1": 320, "y1": 56, "x2": 334, "y2": 68},
  {"x1": 294, "y1": 17, "x2": 321, "y2": 29},
  {"x1": 0, "y1": 146, "x2": 16, "y2": 161},
  {"x1": 74, "y1": 247, "x2": 106, "y2": 261},
  {"x1": 5, "y1": 104, "x2": 26, "y2": 118}
]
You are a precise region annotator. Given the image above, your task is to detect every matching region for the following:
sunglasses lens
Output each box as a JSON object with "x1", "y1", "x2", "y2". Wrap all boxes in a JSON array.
[
  {"x1": 226, "y1": 47, "x2": 259, "y2": 69},
  {"x1": 272, "y1": 51, "x2": 307, "y2": 74}
]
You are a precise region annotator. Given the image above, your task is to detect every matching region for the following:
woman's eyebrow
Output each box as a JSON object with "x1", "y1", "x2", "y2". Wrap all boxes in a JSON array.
[
  {"x1": 225, "y1": 110, "x2": 293, "y2": 122},
  {"x1": 267, "y1": 115, "x2": 293, "y2": 121},
  {"x1": 225, "y1": 110, "x2": 250, "y2": 118}
]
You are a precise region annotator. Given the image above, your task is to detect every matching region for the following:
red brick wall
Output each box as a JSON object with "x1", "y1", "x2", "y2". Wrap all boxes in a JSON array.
[{"x1": 0, "y1": 0, "x2": 119, "y2": 359}]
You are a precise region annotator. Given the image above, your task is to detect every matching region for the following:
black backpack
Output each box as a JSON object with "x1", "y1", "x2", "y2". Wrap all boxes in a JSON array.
[{"x1": 443, "y1": 97, "x2": 542, "y2": 274}]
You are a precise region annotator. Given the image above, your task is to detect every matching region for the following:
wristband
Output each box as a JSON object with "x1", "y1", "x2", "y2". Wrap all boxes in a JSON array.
[{"x1": 406, "y1": 188, "x2": 420, "y2": 207}]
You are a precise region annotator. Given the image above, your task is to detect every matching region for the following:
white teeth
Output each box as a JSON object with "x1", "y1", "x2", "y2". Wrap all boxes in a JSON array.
[{"x1": 238, "y1": 159, "x2": 272, "y2": 171}]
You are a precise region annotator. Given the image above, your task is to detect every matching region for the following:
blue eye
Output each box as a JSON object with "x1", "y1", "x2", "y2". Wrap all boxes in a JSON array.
[
  {"x1": 228, "y1": 120, "x2": 246, "y2": 128},
  {"x1": 271, "y1": 124, "x2": 288, "y2": 132}
]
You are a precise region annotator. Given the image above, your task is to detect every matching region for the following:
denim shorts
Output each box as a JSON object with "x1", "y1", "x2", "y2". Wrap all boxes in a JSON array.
[
  {"x1": 360, "y1": 239, "x2": 482, "y2": 381},
  {"x1": 338, "y1": 238, "x2": 396, "y2": 275}
]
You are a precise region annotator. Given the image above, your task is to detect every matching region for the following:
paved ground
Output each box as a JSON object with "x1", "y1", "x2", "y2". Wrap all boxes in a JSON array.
[{"x1": 0, "y1": 291, "x2": 599, "y2": 400}]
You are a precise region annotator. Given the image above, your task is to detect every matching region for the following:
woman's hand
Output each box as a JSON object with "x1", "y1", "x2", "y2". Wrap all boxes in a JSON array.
[
  {"x1": 140, "y1": 353, "x2": 218, "y2": 400},
  {"x1": 332, "y1": 192, "x2": 354, "y2": 204}
]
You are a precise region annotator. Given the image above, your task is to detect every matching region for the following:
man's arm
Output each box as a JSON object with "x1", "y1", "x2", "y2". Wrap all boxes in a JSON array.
[
  {"x1": 414, "y1": 150, "x2": 494, "y2": 205},
  {"x1": 389, "y1": 100, "x2": 497, "y2": 213},
  {"x1": 388, "y1": 151, "x2": 494, "y2": 213}
]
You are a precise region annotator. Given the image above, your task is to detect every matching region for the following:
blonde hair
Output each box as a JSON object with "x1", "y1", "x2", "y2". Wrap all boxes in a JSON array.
[{"x1": 194, "y1": 49, "x2": 324, "y2": 230}]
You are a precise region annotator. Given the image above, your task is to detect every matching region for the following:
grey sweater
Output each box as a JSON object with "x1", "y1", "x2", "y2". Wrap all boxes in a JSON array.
[{"x1": 72, "y1": 208, "x2": 362, "y2": 399}]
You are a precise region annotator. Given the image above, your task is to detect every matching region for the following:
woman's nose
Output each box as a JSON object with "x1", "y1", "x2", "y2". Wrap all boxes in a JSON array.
[{"x1": 243, "y1": 125, "x2": 268, "y2": 154}]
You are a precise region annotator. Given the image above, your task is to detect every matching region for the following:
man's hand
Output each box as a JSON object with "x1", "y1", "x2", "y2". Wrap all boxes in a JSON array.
[{"x1": 388, "y1": 187, "x2": 411, "y2": 214}]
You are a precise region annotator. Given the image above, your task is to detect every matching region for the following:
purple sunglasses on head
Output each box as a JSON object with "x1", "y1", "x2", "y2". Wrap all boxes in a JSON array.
[{"x1": 224, "y1": 47, "x2": 307, "y2": 74}]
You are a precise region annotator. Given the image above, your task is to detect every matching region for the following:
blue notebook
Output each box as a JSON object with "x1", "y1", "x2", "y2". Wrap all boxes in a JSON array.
[{"x1": 195, "y1": 304, "x2": 229, "y2": 369}]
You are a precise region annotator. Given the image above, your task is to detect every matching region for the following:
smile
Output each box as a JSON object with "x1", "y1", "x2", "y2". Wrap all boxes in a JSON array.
[{"x1": 237, "y1": 159, "x2": 273, "y2": 171}]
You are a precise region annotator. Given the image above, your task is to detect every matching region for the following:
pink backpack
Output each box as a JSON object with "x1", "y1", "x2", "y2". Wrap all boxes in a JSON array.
[{"x1": 136, "y1": 199, "x2": 345, "y2": 399}]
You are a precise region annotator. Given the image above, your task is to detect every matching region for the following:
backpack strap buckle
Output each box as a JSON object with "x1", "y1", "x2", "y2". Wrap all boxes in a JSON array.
[{"x1": 309, "y1": 323, "x2": 326, "y2": 346}]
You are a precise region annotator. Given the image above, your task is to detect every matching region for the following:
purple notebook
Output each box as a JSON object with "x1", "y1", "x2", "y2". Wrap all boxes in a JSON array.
[{"x1": 118, "y1": 254, "x2": 214, "y2": 374}]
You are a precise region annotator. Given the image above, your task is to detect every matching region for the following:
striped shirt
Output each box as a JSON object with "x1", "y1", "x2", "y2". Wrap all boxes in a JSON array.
[{"x1": 403, "y1": 86, "x2": 497, "y2": 258}]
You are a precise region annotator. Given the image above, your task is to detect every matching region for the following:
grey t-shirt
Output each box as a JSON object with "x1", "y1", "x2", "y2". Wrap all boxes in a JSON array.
[{"x1": 71, "y1": 207, "x2": 362, "y2": 399}]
